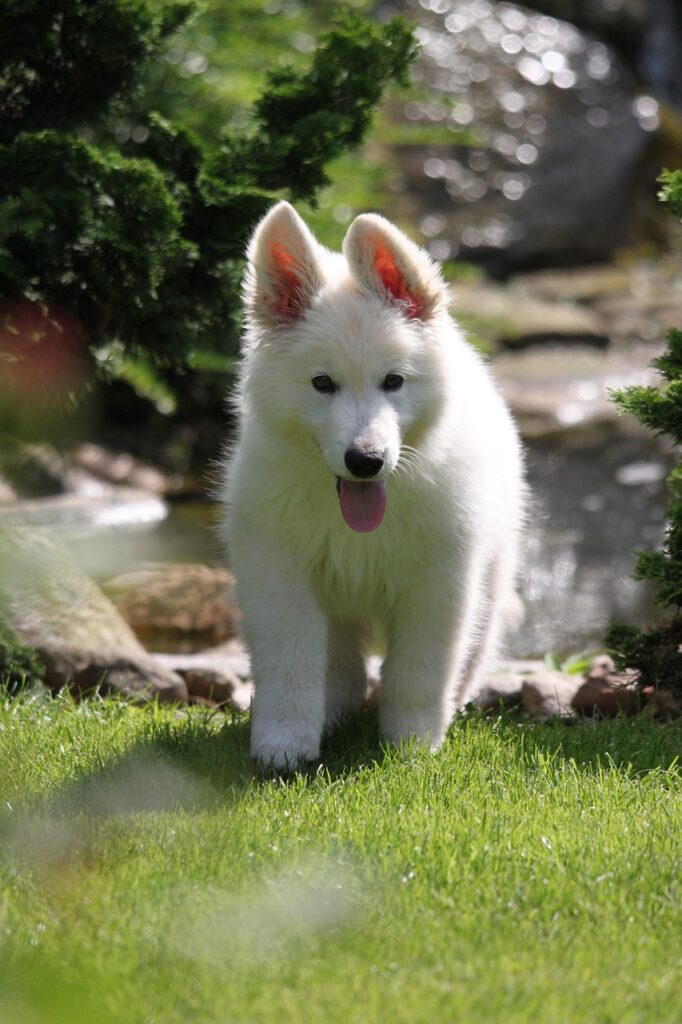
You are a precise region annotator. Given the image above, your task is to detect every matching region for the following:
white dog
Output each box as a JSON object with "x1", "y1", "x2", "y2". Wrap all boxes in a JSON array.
[{"x1": 220, "y1": 202, "x2": 524, "y2": 769}]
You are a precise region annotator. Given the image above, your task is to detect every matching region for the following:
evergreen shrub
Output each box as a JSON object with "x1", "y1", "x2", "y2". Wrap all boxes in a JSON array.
[{"x1": 605, "y1": 170, "x2": 682, "y2": 696}]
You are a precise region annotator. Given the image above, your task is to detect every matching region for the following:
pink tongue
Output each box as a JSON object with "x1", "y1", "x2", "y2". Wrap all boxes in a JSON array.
[{"x1": 338, "y1": 479, "x2": 387, "y2": 533}]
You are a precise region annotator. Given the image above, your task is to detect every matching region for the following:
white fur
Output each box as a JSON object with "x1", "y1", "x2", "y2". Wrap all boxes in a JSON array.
[{"x1": 220, "y1": 202, "x2": 525, "y2": 769}]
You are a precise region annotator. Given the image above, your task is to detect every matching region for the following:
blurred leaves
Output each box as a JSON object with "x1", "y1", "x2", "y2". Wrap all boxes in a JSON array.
[
  {"x1": 658, "y1": 168, "x2": 682, "y2": 220},
  {"x1": 0, "y1": 0, "x2": 416, "y2": 366},
  {"x1": 0, "y1": 0, "x2": 196, "y2": 143}
]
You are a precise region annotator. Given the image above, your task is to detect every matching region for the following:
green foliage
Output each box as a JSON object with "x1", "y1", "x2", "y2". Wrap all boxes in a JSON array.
[
  {"x1": 0, "y1": 0, "x2": 195, "y2": 143},
  {"x1": 658, "y1": 168, "x2": 682, "y2": 219},
  {"x1": 218, "y1": 14, "x2": 417, "y2": 202},
  {"x1": 0, "y1": 0, "x2": 416, "y2": 364},
  {"x1": 0, "y1": 130, "x2": 192, "y2": 356},
  {"x1": 604, "y1": 621, "x2": 682, "y2": 694},
  {"x1": 607, "y1": 170, "x2": 682, "y2": 693},
  {"x1": 610, "y1": 329, "x2": 682, "y2": 444}
]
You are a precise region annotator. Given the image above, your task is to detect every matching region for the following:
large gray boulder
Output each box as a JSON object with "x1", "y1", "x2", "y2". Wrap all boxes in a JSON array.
[
  {"x1": 387, "y1": 0, "x2": 663, "y2": 275},
  {"x1": 0, "y1": 525, "x2": 187, "y2": 702}
]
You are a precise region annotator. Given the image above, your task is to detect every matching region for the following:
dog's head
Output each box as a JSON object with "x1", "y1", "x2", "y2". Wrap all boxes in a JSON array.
[{"x1": 241, "y1": 202, "x2": 452, "y2": 531}]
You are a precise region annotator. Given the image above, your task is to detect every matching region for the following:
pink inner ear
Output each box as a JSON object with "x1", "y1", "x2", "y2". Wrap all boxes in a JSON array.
[
  {"x1": 373, "y1": 241, "x2": 424, "y2": 319},
  {"x1": 269, "y1": 241, "x2": 305, "y2": 323}
]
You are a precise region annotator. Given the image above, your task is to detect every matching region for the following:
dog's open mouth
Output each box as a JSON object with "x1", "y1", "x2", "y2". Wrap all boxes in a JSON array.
[{"x1": 336, "y1": 477, "x2": 386, "y2": 533}]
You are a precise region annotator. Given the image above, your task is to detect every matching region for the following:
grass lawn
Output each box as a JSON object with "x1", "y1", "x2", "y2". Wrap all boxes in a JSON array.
[{"x1": 1, "y1": 690, "x2": 680, "y2": 1024}]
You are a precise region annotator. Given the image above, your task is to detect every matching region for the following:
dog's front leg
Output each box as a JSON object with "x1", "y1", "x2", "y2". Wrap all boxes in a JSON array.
[
  {"x1": 232, "y1": 537, "x2": 327, "y2": 771},
  {"x1": 380, "y1": 577, "x2": 471, "y2": 751}
]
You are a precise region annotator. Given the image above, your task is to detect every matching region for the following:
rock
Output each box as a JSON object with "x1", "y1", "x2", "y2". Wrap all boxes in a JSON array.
[
  {"x1": 571, "y1": 675, "x2": 641, "y2": 716},
  {"x1": 476, "y1": 657, "x2": 682, "y2": 721},
  {"x1": 520, "y1": 671, "x2": 581, "y2": 718},
  {"x1": 642, "y1": 687, "x2": 682, "y2": 719},
  {"x1": 0, "y1": 486, "x2": 167, "y2": 533},
  {"x1": 153, "y1": 639, "x2": 253, "y2": 711},
  {"x1": 454, "y1": 285, "x2": 598, "y2": 344},
  {"x1": 492, "y1": 343, "x2": 662, "y2": 439},
  {"x1": 388, "y1": 0, "x2": 662, "y2": 276},
  {"x1": 104, "y1": 563, "x2": 240, "y2": 653},
  {"x1": 534, "y1": 0, "x2": 682, "y2": 111},
  {"x1": 473, "y1": 670, "x2": 527, "y2": 710},
  {"x1": 0, "y1": 440, "x2": 70, "y2": 497},
  {"x1": 512, "y1": 265, "x2": 633, "y2": 303},
  {"x1": 36, "y1": 648, "x2": 188, "y2": 703},
  {"x1": 0, "y1": 525, "x2": 187, "y2": 703},
  {"x1": 0, "y1": 475, "x2": 17, "y2": 505},
  {"x1": 453, "y1": 279, "x2": 609, "y2": 346},
  {"x1": 71, "y1": 443, "x2": 172, "y2": 496},
  {"x1": 569, "y1": 654, "x2": 641, "y2": 715},
  {"x1": 585, "y1": 654, "x2": 617, "y2": 679}
]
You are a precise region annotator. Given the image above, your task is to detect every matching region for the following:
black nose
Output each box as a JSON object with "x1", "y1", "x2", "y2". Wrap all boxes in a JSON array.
[{"x1": 344, "y1": 447, "x2": 384, "y2": 478}]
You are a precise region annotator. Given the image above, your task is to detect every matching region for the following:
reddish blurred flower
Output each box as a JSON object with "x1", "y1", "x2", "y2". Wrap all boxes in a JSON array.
[{"x1": 0, "y1": 301, "x2": 89, "y2": 403}]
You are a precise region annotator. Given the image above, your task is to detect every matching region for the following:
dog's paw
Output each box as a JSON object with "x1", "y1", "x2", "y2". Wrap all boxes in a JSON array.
[
  {"x1": 250, "y1": 725, "x2": 320, "y2": 773},
  {"x1": 379, "y1": 708, "x2": 447, "y2": 752}
]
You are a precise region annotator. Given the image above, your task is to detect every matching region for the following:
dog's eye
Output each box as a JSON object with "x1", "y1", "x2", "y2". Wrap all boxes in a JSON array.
[
  {"x1": 382, "y1": 373, "x2": 405, "y2": 392},
  {"x1": 312, "y1": 374, "x2": 337, "y2": 394}
]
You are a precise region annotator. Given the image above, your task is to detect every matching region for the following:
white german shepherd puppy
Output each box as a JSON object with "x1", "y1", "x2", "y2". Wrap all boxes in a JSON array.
[{"x1": 220, "y1": 202, "x2": 524, "y2": 769}]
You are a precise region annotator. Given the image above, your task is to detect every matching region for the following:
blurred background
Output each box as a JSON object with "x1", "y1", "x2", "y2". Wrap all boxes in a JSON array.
[{"x1": 2, "y1": 0, "x2": 682, "y2": 660}]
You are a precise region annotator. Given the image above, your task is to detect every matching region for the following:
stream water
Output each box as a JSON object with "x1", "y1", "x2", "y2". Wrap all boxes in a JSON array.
[{"x1": 59, "y1": 429, "x2": 669, "y2": 661}]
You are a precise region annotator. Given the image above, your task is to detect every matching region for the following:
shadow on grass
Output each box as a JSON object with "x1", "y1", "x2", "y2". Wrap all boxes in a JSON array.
[
  {"x1": 59, "y1": 710, "x2": 256, "y2": 815},
  {"x1": 55, "y1": 702, "x2": 388, "y2": 805},
  {"x1": 2, "y1": 693, "x2": 387, "y2": 826}
]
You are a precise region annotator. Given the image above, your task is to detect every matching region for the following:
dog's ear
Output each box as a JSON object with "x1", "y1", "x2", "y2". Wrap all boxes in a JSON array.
[
  {"x1": 245, "y1": 202, "x2": 323, "y2": 326},
  {"x1": 343, "y1": 214, "x2": 446, "y2": 321}
]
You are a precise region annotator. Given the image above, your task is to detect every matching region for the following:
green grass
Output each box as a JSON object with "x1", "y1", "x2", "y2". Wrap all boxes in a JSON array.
[{"x1": 1, "y1": 690, "x2": 680, "y2": 1024}]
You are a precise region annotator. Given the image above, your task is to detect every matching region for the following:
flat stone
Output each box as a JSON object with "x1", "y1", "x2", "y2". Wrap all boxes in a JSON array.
[
  {"x1": 104, "y1": 563, "x2": 240, "y2": 653},
  {"x1": 492, "y1": 343, "x2": 662, "y2": 439},
  {"x1": 521, "y1": 671, "x2": 581, "y2": 718},
  {"x1": 0, "y1": 486, "x2": 167, "y2": 531},
  {"x1": 71, "y1": 443, "x2": 172, "y2": 496},
  {"x1": 453, "y1": 281, "x2": 608, "y2": 345},
  {"x1": 513, "y1": 265, "x2": 633, "y2": 302},
  {"x1": 37, "y1": 647, "x2": 188, "y2": 703},
  {"x1": 473, "y1": 672, "x2": 525, "y2": 710}
]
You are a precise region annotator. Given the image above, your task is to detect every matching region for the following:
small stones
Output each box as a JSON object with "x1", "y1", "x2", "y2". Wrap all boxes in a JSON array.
[
  {"x1": 37, "y1": 647, "x2": 188, "y2": 704},
  {"x1": 477, "y1": 654, "x2": 680, "y2": 720},
  {"x1": 154, "y1": 640, "x2": 253, "y2": 711}
]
